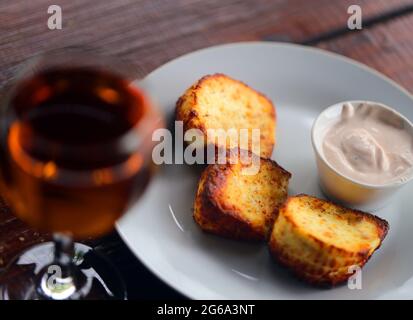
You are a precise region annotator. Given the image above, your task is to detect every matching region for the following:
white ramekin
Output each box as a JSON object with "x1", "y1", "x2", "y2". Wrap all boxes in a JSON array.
[{"x1": 311, "y1": 100, "x2": 413, "y2": 212}]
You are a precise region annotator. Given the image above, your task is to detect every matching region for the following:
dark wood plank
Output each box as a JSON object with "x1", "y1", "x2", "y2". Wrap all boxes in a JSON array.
[
  {"x1": 317, "y1": 12, "x2": 413, "y2": 92},
  {"x1": 1, "y1": 0, "x2": 412, "y2": 86},
  {"x1": 0, "y1": 200, "x2": 48, "y2": 268}
]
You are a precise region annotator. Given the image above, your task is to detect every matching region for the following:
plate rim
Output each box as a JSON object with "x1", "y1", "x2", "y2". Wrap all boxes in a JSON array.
[{"x1": 116, "y1": 41, "x2": 413, "y2": 300}]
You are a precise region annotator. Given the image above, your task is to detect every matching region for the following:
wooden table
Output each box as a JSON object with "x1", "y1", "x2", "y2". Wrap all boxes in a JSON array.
[{"x1": 1, "y1": 0, "x2": 412, "y2": 299}]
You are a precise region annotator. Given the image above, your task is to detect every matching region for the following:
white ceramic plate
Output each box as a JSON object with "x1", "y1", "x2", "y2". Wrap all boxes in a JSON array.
[{"x1": 117, "y1": 42, "x2": 413, "y2": 299}]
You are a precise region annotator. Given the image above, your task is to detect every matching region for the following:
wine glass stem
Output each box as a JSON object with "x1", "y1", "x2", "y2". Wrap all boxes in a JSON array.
[
  {"x1": 37, "y1": 233, "x2": 78, "y2": 299},
  {"x1": 53, "y1": 233, "x2": 75, "y2": 277}
]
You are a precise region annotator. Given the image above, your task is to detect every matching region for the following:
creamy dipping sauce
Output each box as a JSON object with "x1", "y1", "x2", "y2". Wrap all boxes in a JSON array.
[{"x1": 322, "y1": 102, "x2": 413, "y2": 185}]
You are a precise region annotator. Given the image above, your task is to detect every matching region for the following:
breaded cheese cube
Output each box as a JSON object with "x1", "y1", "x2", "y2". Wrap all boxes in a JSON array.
[
  {"x1": 194, "y1": 151, "x2": 291, "y2": 241},
  {"x1": 268, "y1": 194, "x2": 389, "y2": 286},
  {"x1": 176, "y1": 74, "x2": 276, "y2": 158}
]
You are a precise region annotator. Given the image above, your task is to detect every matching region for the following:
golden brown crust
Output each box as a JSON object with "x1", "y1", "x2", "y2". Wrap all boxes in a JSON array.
[
  {"x1": 194, "y1": 165, "x2": 265, "y2": 240},
  {"x1": 281, "y1": 194, "x2": 389, "y2": 254},
  {"x1": 176, "y1": 73, "x2": 276, "y2": 158},
  {"x1": 194, "y1": 150, "x2": 291, "y2": 241},
  {"x1": 268, "y1": 194, "x2": 389, "y2": 286}
]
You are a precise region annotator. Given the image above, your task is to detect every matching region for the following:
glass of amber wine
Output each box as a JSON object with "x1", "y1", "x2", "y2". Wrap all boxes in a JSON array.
[{"x1": 0, "y1": 49, "x2": 163, "y2": 299}]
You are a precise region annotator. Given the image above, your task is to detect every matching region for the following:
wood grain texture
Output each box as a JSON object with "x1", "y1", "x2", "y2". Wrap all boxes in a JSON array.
[
  {"x1": 317, "y1": 12, "x2": 413, "y2": 92},
  {"x1": 1, "y1": 0, "x2": 412, "y2": 85},
  {"x1": 0, "y1": 0, "x2": 412, "y2": 299}
]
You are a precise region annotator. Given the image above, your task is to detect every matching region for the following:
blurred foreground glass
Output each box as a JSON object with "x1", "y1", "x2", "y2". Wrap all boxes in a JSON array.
[{"x1": 0, "y1": 49, "x2": 163, "y2": 299}]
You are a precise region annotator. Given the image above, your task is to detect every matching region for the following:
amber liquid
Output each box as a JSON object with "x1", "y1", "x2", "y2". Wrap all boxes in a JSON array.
[{"x1": 0, "y1": 68, "x2": 153, "y2": 239}]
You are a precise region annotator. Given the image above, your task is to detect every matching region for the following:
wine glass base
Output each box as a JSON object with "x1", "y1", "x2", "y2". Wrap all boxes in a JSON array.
[{"x1": 0, "y1": 242, "x2": 127, "y2": 300}]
